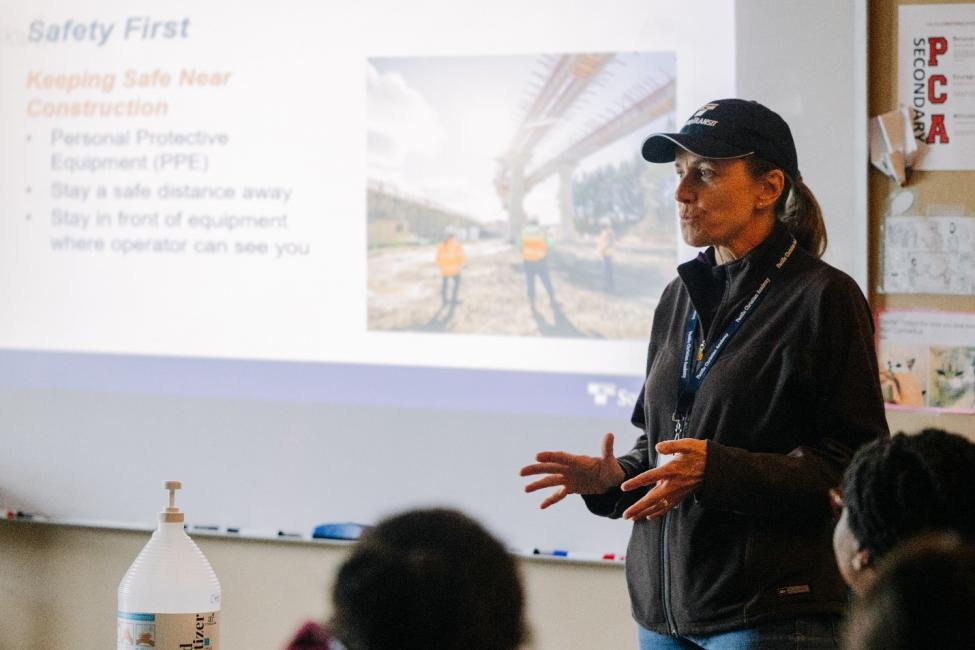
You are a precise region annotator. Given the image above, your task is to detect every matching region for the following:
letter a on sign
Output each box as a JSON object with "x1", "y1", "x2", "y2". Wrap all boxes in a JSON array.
[{"x1": 926, "y1": 114, "x2": 949, "y2": 144}]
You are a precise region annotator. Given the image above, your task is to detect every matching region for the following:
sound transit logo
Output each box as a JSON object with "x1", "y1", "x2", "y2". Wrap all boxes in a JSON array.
[{"x1": 587, "y1": 382, "x2": 637, "y2": 408}]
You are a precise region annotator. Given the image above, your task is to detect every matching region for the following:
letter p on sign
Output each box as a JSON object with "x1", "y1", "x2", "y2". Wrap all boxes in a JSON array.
[{"x1": 928, "y1": 36, "x2": 948, "y2": 65}]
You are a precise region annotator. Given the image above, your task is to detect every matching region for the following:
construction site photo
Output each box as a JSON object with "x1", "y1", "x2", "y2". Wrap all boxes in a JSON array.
[{"x1": 367, "y1": 52, "x2": 679, "y2": 340}]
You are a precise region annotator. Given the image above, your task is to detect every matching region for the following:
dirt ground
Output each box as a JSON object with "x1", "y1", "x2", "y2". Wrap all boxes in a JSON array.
[{"x1": 367, "y1": 238, "x2": 676, "y2": 339}]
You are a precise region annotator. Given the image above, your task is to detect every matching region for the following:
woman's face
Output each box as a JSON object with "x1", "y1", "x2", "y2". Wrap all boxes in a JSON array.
[{"x1": 673, "y1": 150, "x2": 771, "y2": 255}]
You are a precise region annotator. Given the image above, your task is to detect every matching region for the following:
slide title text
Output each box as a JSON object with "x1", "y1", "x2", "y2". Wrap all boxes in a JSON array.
[{"x1": 28, "y1": 17, "x2": 191, "y2": 47}]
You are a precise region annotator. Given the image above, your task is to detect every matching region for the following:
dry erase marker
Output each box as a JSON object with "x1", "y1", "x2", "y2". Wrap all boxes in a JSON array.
[
  {"x1": 532, "y1": 548, "x2": 569, "y2": 557},
  {"x1": 225, "y1": 527, "x2": 278, "y2": 538},
  {"x1": 554, "y1": 552, "x2": 621, "y2": 561},
  {"x1": 15, "y1": 511, "x2": 48, "y2": 522},
  {"x1": 191, "y1": 525, "x2": 221, "y2": 533}
]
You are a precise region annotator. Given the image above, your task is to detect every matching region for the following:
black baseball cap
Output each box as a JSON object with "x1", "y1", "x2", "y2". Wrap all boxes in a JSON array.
[{"x1": 641, "y1": 98, "x2": 801, "y2": 181}]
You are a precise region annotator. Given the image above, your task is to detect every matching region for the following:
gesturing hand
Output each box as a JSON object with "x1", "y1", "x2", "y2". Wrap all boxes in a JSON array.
[
  {"x1": 520, "y1": 433, "x2": 626, "y2": 509},
  {"x1": 620, "y1": 438, "x2": 707, "y2": 520}
]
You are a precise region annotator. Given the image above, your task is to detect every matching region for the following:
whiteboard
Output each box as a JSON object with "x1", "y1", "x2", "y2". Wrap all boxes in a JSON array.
[{"x1": 0, "y1": 0, "x2": 866, "y2": 556}]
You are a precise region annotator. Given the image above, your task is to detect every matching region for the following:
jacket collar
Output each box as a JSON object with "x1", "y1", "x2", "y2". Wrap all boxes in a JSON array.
[{"x1": 677, "y1": 220, "x2": 795, "y2": 329}]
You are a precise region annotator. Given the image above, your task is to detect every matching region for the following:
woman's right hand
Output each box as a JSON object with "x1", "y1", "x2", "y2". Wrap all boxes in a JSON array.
[{"x1": 519, "y1": 433, "x2": 626, "y2": 509}]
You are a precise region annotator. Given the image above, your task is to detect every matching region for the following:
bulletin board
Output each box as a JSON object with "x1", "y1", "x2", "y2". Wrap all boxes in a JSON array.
[{"x1": 869, "y1": 0, "x2": 975, "y2": 437}]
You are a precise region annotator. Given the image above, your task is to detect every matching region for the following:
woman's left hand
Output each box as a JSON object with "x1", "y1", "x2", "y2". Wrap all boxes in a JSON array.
[{"x1": 620, "y1": 438, "x2": 708, "y2": 520}]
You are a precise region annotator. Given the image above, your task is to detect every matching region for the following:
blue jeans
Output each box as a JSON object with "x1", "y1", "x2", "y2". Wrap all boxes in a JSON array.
[
  {"x1": 523, "y1": 259, "x2": 556, "y2": 306},
  {"x1": 637, "y1": 615, "x2": 840, "y2": 649}
]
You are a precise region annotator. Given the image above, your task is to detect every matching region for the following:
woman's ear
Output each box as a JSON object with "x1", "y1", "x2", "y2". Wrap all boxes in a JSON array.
[
  {"x1": 756, "y1": 169, "x2": 785, "y2": 209},
  {"x1": 852, "y1": 548, "x2": 872, "y2": 572}
]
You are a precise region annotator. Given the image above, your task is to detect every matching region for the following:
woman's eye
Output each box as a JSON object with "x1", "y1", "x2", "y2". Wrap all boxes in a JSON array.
[{"x1": 676, "y1": 167, "x2": 715, "y2": 180}]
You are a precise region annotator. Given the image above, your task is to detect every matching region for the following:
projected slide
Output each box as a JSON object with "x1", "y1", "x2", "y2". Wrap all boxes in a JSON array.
[{"x1": 0, "y1": 2, "x2": 735, "y2": 412}]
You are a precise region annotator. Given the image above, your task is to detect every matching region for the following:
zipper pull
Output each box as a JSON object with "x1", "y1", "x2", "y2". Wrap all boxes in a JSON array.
[{"x1": 696, "y1": 340, "x2": 706, "y2": 362}]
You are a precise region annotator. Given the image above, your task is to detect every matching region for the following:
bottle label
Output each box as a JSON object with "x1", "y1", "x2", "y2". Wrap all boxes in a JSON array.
[{"x1": 118, "y1": 610, "x2": 219, "y2": 649}]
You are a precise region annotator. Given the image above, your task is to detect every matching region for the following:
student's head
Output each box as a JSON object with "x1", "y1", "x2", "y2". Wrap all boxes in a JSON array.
[
  {"x1": 832, "y1": 429, "x2": 975, "y2": 594},
  {"x1": 329, "y1": 508, "x2": 527, "y2": 650},
  {"x1": 843, "y1": 532, "x2": 975, "y2": 649},
  {"x1": 642, "y1": 98, "x2": 826, "y2": 257}
]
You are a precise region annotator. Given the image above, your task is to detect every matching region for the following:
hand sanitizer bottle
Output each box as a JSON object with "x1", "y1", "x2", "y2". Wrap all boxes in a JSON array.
[{"x1": 117, "y1": 481, "x2": 221, "y2": 649}]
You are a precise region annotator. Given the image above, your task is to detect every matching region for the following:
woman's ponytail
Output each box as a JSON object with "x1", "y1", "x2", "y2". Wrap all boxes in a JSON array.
[
  {"x1": 781, "y1": 177, "x2": 827, "y2": 258},
  {"x1": 747, "y1": 157, "x2": 827, "y2": 258}
]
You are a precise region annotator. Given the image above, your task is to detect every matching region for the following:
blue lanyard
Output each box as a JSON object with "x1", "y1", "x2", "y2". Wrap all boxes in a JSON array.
[{"x1": 672, "y1": 237, "x2": 797, "y2": 437}]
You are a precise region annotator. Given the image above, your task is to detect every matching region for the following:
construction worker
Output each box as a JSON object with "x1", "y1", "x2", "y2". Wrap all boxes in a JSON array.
[
  {"x1": 435, "y1": 232, "x2": 465, "y2": 307},
  {"x1": 596, "y1": 223, "x2": 616, "y2": 293},
  {"x1": 520, "y1": 220, "x2": 557, "y2": 310}
]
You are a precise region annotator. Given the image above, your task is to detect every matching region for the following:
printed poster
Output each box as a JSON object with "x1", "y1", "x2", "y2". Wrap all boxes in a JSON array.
[
  {"x1": 882, "y1": 215, "x2": 975, "y2": 295},
  {"x1": 898, "y1": 4, "x2": 975, "y2": 170},
  {"x1": 877, "y1": 309, "x2": 975, "y2": 413}
]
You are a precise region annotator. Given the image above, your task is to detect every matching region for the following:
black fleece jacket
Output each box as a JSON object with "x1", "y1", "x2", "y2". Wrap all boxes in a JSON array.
[{"x1": 584, "y1": 222, "x2": 889, "y2": 635}]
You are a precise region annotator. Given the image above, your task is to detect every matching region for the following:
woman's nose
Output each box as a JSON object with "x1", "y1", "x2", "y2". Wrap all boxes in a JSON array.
[{"x1": 675, "y1": 176, "x2": 694, "y2": 203}]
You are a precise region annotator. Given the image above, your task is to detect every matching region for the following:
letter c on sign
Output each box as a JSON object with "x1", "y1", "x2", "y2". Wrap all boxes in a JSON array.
[{"x1": 929, "y1": 75, "x2": 948, "y2": 104}]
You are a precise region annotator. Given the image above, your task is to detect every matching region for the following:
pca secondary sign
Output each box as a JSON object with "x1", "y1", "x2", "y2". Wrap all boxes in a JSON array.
[{"x1": 898, "y1": 3, "x2": 975, "y2": 170}]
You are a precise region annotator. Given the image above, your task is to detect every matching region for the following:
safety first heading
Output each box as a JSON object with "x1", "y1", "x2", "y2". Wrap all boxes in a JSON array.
[{"x1": 28, "y1": 17, "x2": 190, "y2": 47}]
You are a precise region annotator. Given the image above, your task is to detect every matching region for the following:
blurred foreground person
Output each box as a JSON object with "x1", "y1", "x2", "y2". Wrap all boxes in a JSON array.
[
  {"x1": 285, "y1": 507, "x2": 527, "y2": 650},
  {"x1": 843, "y1": 532, "x2": 975, "y2": 649},
  {"x1": 832, "y1": 428, "x2": 975, "y2": 594}
]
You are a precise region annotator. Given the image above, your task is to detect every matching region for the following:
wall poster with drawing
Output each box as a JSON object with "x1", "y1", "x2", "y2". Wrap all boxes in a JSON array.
[{"x1": 882, "y1": 216, "x2": 975, "y2": 295}]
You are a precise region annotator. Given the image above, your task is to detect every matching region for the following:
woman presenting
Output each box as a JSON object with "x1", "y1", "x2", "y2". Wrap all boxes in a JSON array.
[{"x1": 521, "y1": 99, "x2": 888, "y2": 649}]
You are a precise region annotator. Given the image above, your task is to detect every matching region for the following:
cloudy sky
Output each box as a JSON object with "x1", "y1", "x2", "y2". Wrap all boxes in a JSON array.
[{"x1": 367, "y1": 52, "x2": 674, "y2": 225}]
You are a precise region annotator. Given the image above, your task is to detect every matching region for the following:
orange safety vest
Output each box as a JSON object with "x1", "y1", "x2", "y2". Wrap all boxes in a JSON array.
[
  {"x1": 521, "y1": 229, "x2": 547, "y2": 261},
  {"x1": 436, "y1": 239, "x2": 465, "y2": 277}
]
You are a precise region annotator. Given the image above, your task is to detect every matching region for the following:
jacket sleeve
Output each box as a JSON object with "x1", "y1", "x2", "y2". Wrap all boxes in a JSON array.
[{"x1": 698, "y1": 274, "x2": 889, "y2": 519}]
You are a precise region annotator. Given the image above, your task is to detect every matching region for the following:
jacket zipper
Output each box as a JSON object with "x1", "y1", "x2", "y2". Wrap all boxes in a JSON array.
[
  {"x1": 661, "y1": 510, "x2": 679, "y2": 636},
  {"x1": 660, "y1": 285, "x2": 728, "y2": 637}
]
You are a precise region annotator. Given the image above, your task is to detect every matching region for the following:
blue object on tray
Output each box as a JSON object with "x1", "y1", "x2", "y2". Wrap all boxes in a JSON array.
[{"x1": 312, "y1": 522, "x2": 370, "y2": 540}]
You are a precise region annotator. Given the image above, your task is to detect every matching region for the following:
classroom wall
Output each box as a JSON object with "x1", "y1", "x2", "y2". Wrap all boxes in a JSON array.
[{"x1": 0, "y1": 521, "x2": 633, "y2": 650}]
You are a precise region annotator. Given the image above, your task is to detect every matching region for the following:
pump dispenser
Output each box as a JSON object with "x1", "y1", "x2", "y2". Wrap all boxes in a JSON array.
[{"x1": 117, "y1": 481, "x2": 221, "y2": 649}]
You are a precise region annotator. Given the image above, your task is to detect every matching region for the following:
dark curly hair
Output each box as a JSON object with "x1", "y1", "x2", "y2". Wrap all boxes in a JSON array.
[
  {"x1": 329, "y1": 508, "x2": 527, "y2": 650},
  {"x1": 841, "y1": 429, "x2": 975, "y2": 561}
]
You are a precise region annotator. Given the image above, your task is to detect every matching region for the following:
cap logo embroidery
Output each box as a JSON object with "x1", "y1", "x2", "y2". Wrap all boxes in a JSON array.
[
  {"x1": 685, "y1": 103, "x2": 719, "y2": 128},
  {"x1": 692, "y1": 103, "x2": 719, "y2": 118}
]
